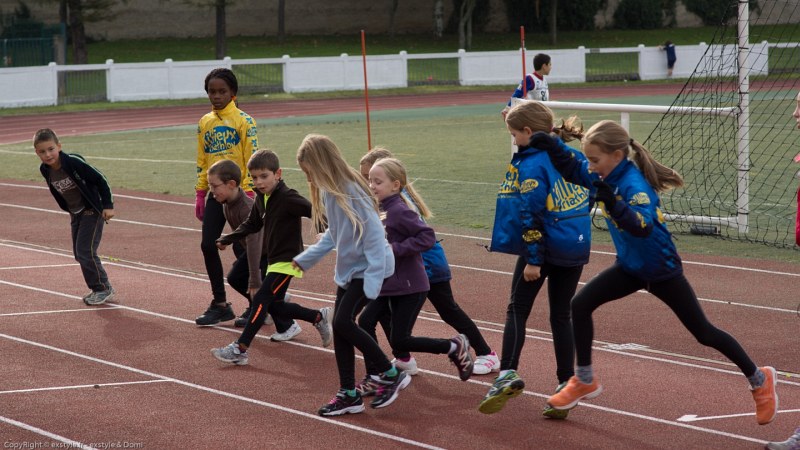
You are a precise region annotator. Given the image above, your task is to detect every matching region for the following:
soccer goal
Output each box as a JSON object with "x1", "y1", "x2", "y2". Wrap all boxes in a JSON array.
[{"x1": 645, "y1": 0, "x2": 800, "y2": 249}]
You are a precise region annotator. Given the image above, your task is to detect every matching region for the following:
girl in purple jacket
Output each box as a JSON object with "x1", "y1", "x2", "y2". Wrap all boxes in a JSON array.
[{"x1": 356, "y1": 158, "x2": 474, "y2": 396}]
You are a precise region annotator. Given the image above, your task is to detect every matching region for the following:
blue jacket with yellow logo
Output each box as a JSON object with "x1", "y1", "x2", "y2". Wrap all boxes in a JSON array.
[
  {"x1": 490, "y1": 143, "x2": 591, "y2": 267},
  {"x1": 547, "y1": 139, "x2": 683, "y2": 282},
  {"x1": 196, "y1": 101, "x2": 258, "y2": 192}
]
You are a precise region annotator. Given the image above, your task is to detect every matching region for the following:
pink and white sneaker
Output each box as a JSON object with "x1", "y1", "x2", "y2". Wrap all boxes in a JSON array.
[{"x1": 472, "y1": 351, "x2": 500, "y2": 375}]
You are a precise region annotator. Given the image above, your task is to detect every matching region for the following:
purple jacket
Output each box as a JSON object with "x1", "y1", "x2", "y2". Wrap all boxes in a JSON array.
[{"x1": 379, "y1": 193, "x2": 435, "y2": 296}]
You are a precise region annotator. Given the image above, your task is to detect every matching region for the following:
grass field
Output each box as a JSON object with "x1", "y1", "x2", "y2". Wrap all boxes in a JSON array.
[{"x1": 2, "y1": 92, "x2": 798, "y2": 262}]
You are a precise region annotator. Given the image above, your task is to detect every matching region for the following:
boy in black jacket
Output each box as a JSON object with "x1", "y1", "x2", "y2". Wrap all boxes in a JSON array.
[
  {"x1": 34, "y1": 128, "x2": 116, "y2": 305},
  {"x1": 211, "y1": 149, "x2": 332, "y2": 365}
]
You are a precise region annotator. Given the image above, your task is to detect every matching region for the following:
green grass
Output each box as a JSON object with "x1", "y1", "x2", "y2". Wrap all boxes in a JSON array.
[
  {"x1": 80, "y1": 25, "x2": 800, "y2": 63},
  {"x1": 2, "y1": 98, "x2": 798, "y2": 263}
]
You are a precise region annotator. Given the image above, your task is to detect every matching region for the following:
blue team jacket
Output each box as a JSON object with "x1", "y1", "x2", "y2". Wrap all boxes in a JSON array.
[
  {"x1": 548, "y1": 139, "x2": 683, "y2": 282},
  {"x1": 490, "y1": 144, "x2": 591, "y2": 267}
]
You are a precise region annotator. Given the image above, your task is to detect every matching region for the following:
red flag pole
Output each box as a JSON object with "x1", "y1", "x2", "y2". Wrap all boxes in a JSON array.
[
  {"x1": 361, "y1": 30, "x2": 372, "y2": 151},
  {"x1": 520, "y1": 26, "x2": 527, "y2": 98}
]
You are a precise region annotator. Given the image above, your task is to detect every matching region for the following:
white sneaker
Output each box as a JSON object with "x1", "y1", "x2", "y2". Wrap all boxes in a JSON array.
[
  {"x1": 270, "y1": 321, "x2": 301, "y2": 342},
  {"x1": 392, "y1": 357, "x2": 419, "y2": 376},
  {"x1": 265, "y1": 292, "x2": 292, "y2": 326},
  {"x1": 472, "y1": 351, "x2": 500, "y2": 375},
  {"x1": 314, "y1": 307, "x2": 333, "y2": 348}
]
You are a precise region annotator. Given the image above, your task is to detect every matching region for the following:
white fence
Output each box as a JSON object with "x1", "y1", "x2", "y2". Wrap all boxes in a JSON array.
[{"x1": 0, "y1": 42, "x2": 773, "y2": 108}]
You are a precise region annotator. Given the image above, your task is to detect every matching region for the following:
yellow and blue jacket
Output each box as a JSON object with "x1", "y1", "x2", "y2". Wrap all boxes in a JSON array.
[
  {"x1": 490, "y1": 143, "x2": 591, "y2": 267},
  {"x1": 196, "y1": 101, "x2": 258, "y2": 192}
]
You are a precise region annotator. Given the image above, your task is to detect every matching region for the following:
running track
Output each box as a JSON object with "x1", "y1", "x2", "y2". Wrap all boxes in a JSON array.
[{"x1": 0, "y1": 84, "x2": 798, "y2": 449}]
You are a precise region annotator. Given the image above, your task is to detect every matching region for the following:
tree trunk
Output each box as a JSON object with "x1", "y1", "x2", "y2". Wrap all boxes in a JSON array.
[
  {"x1": 433, "y1": 0, "x2": 444, "y2": 38},
  {"x1": 388, "y1": 0, "x2": 399, "y2": 38},
  {"x1": 277, "y1": 0, "x2": 286, "y2": 43},
  {"x1": 548, "y1": 0, "x2": 557, "y2": 46},
  {"x1": 67, "y1": 0, "x2": 87, "y2": 64},
  {"x1": 215, "y1": 0, "x2": 226, "y2": 60},
  {"x1": 458, "y1": 0, "x2": 476, "y2": 51}
]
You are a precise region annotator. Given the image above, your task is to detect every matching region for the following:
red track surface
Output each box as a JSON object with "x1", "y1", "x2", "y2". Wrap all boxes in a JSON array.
[{"x1": 1, "y1": 85, "x2": 798, "y2": 449}]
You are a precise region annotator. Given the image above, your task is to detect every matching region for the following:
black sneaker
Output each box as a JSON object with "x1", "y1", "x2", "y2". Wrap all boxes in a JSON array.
[
  {"x1": 448, "y1": 334, "x2": 474, "y2": 381},
  {"x1": 195, "y1": 302, "x2": 235, "y2": 326},
  {"x1": 234, "y1": 306, "x2": 252, "y2": 328},
  {"x1": 318, "y1": 390, "x2": 365, "y2": 416},
  {"x1": 371, "y1": 370, "x2": 411, "y2": 409}
]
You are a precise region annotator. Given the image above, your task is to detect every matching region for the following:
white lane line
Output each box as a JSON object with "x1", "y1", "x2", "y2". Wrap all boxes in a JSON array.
[
  {"x1": 1, "y1": 199, "x2": 799, "y2": 277},
  {"x1": 3, "y1": 277, "x2": 799, "y2": 447},
  {"x1": 0, "y1": 264, "x2": 79, "y2": 270},
  {"x1": 678, "y1": 410, "x2": 800, "y2": 423},
  {"x1": 0, "y1": 380, "x2": 171, "y2": 395},
  {"x1": 0, "y1": 307, "x2": 122, "y2": 317},
  {"x1": 0, "y1": 414, "x2": 93, "y2": 449},
  {"x1": 0, "y1": 332, "x2": 444, "y2": 450}
]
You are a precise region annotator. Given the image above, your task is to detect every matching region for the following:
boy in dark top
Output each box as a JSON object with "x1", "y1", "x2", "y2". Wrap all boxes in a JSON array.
[
  {"x1": 211, "y1": 149, "x2": 332, "y2": 365},
  {"x1": 34, "y1": 128, "x2": 116, "y2": 305}
]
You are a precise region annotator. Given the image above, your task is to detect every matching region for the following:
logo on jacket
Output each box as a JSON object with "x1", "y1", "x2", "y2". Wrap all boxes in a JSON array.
[
  {"x1": 203, "y1": 126, "x2": 241, "y2": 154},
  {"x1": 519, "y1": 179, "x2": 538, "y2": 193},
  {"x1": 522, "y1": 229, "x2": 542, "y2": 243},
  {"x1": 547, "y1": 178, "x2": 589, "y2": 212}
]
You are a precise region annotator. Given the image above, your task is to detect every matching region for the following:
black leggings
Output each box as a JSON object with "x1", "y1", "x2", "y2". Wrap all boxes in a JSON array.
[
  {"x1": 332, "y1": 279, "x2": 392, "y2": 390},
  {"x1": 200, "y1": 196, "x2": 227, "y2": 302},
  {"x1": 237, "y1": 272, "x2": 319, "y2": 347},
  {"x1": 226, "y1": 253, "x2": 294, "y2": 333},
  {"x1": 501, "y1": 257, "x2": 583, "y2": 383},
  {"x1": 367, "y1": 281, "x2": 491, "y2": 361},
  {"x1": 360, "y1": 291, "x2": 452, "y2": 375},
  {"x1": 572, "y1": 264, "x2": 757, "y2": 377}
]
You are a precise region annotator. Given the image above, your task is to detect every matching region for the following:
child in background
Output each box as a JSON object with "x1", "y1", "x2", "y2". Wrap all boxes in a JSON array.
[
  {"x1": 357, "y1": 157, "x2": 473, "y2": 397},
  {"x1": 358, "y1": 148, "x2": 497, "y2": 378},
  {"x1": 211, "y1": 150, "x2": 332, "y2": 365},
  {"x1": 479, "y1": 101, "x2": 591, "y2": 418},
  {"x1": 293, "y1": 134, "x2": 409, "y2": 416},
  {"x1": 201, "y1": 159, "x2": 296, "y2": 335},
  {"x1": 195, "y1": 68, "x2": 258, "y2": 326},
  {"x1": 660, "y1": 41, "x2": 677, "y2": 77},
  {"x1": 790, "y1": 90, "x2": 800, "y2": 246},
  {"x1": 502, "y1": 53, "x2": 552, "y2": 118},
  {"x1": 536, "y1": 120, "x2": 778, "y2": 425},
  {"x1": 34, "y1": 128, "x2": 116, "y2": 306}
]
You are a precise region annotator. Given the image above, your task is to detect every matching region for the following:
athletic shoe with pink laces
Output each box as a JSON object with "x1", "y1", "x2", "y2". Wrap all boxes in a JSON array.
[
  {"x1": 472, "y1": 351, "x2": 499, "y2": 375},
  {"x1": 547, "y1": 375, "x2": 602, "y2": 410}
]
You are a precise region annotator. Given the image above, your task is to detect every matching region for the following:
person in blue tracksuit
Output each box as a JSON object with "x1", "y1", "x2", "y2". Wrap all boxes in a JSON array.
[
  {"x1": 536, "y1": 119, "x2": 777, "y2": 426},
  {"x1": 479, "y1": 100, "x2": 591, "y2": 418}
]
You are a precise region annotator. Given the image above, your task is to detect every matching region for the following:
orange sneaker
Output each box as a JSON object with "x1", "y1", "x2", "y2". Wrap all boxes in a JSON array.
[
  {"x1": 752, "y1": 366, "x2": 778, "y2": 425},
  {"x1": 547, "y1": 375, "x2": 602, "y2": 410}
]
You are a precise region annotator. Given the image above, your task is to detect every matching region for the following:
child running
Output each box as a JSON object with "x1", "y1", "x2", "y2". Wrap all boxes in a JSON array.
[
  {"x1": 535, "y1": 119, "x2": 778, "y2": 425},
  {"x1": 358, "y1": 148, "x2": 498, "y2": 377},
  {"x1": 195, "y1": 68, "x2": 258, "y2": 327},
  {"x1": 202, "y1": 159, "x2": 297, "y2": 334},
  {"x1": 501, "y1": 53, "x2": 552, "y2": 118},
  {"x1": 478, "y1": 101, "x2": 591, "y2": 418},
  {"x1": 292, "y1": 134, "x2": 409, "y2": 416},
  {"x1": 211, "y1": 150, "x2": 333, "y2": 365},
  {"x1": 34, "y1": 128, "x2": 116, "y2": 305},
  {"x1": 356, "y1": 157, "x2": 474, "y2": 396}
]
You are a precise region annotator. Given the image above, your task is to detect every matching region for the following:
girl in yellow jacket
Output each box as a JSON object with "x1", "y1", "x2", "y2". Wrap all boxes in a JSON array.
[{"x1": 194, "y1": 68, "x2": 258, "y2": 326}]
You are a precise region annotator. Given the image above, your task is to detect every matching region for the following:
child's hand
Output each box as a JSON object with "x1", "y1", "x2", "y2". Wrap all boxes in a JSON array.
[
  {"x1": 195, "y1": 190, "x2": 207, "y2": 221},
  {"x1": 592, "y1": 180, "x2": 617, "y2": 209},
  {"x1": 215, "y1": 239, "x2": 228, "y2": 251},
  {"x1": 523, "y1": 264, "x2": 541, "y2": 282},
  {"x1": 529, "y1": 132, "x2": 558, "y2": 152},
  {"x1": 291, "y1": 260, "x2": 304, "y2": 273},
  {"x1": 101, "y1": 209, "x2": 115, "y2": 221}
]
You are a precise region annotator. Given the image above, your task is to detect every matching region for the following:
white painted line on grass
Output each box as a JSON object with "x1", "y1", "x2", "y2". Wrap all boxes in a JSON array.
[
  {"x1": 678, "y1": 410, "x2": 800, "y2": 423},
  {"x1": 0, "y1": 263, "x2": 79, "y2": 270}
]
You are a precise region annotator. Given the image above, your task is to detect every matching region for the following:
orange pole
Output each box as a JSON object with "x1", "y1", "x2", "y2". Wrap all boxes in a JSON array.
[
  {"x1": 520, "y1": 26, "x2": 527, "y2": 98},
  {"x1": 361, "y1": 30, "x2": 372, "y2": 151}
]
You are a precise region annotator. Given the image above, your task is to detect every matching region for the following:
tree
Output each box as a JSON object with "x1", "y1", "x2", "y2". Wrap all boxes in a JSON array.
[
  {"x1": 277, "y1": 0, "x2": 285, "y2": 43},
  {"x1": 387, "y1": 0, "x2": 399, "y2": 37},
  {"x1": 458, "y1": 0, "x2": 476, "y2": 50},
  {"x1": 183, "y1": 0, "x2": 235, "y2": 59},
  {"x1": 433, "y1": 0, "x2": 444, "y2": 38},
  {"x1": 46, "y1": 0, "x2": 120, "y2": 64},
  {"x1": 547, "y1": 0, "x2": 556, "y2": 45}
]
